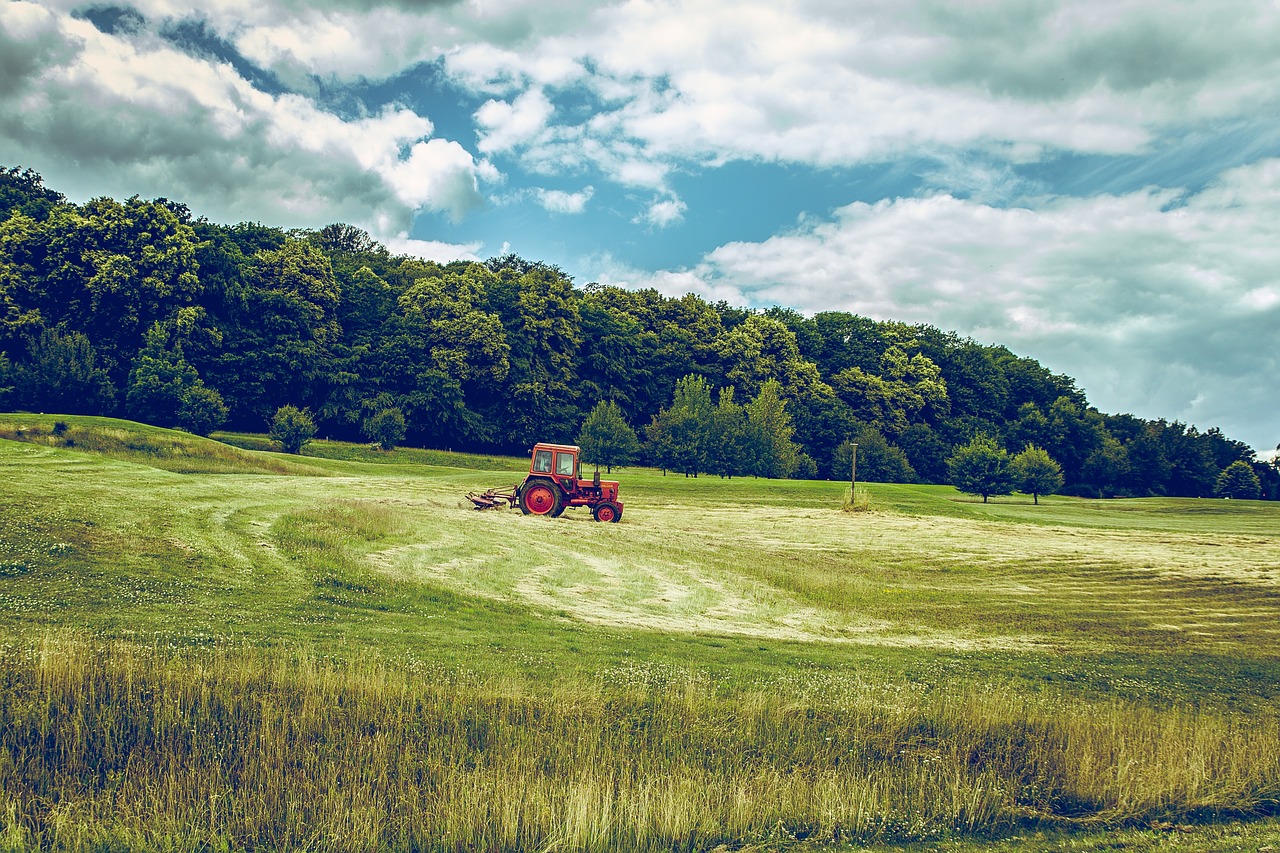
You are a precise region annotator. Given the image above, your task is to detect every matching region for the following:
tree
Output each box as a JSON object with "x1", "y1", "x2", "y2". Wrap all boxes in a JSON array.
[
  {"x1": 7, "y1": 196, "x2": 203, "y2": 390},
  {"x1": 362, "y1": 406, "x2": 407, "y2": 451},
  {"x1": 948, "y1": 435, "x2": 1014, "y2": 503},
  {"x1": 833, "y1": 426, "x2": 915, "y2": 484},
  {"x1": 576, "y1": 400, "x2": 640, "y2": 472},
  {"x1": 126, "y1": 322, "x2": 199, "y2": 426},
  {"x1": 645, "y1": 375, "x2": 714, "y2": 476},
  {"x1": 1121, "y1": 423, "x2": 1173, "y2": 496},
  {"x1": 1047, "y1": 396, "x2": 1105, "y2": 489},
  {"x1": 898, "y1": 423, "x2": 950, "y2": 484},
  {"x1": 12, "y1": 327, "x2": 116, "y2": 414},
  {"x1": 1006, "y1": 403, "x2": 1052, "y2": 453},
  {"x1": 483, "y1": 257, "x2": 580, "y2": 449},
  {"x1": 0, "y1": 351, "x2": 12, "y2": 408},
  {"x1": 1080, "y1": 434, "x2": 1129, "y2": 498},
  {"x1": 177, "y1": 384, "x2": 228, "y2": 436},
  {"x1": 216, "y1": 239, "x2": 341, "y2": 425},
  {"x1": 791, "y1": 454, "x2": 819, "y2": 480},
  {"x1": 1011, "y1": 444, "x2": 1064, "y2": 504},
  {"x1": 707, "y1": 386, "x2": 752, "y2": 478},
  {"x1": 1215, "y1": 460, "x2": 1261, "y2": 500},
  {"x1": 270, "y1": 405, "x2": 316, "y2": 454},
  {"x1": 746, "y1": 378, "x2": 799, "y2": 479},
  {"x1": 316, "y1": 223, "x2": 382, "y2": 255}
]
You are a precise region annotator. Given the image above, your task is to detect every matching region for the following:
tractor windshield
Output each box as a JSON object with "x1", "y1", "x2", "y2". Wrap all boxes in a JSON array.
[{"x1": 555, "y1": 451, "x2": 576, "y2": 477}]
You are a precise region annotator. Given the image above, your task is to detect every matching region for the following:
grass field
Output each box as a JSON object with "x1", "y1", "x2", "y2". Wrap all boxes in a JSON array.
[{"x1": 2, "y1": 414, "x2": 1279, "y2": 852}]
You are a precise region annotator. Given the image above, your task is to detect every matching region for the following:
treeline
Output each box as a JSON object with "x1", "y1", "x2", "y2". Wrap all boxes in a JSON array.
[{"x1": 1, "y1": 166, "x2": 1275, "y2": 499}]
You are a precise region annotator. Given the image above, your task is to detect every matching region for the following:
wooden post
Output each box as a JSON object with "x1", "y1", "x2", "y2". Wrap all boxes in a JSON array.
[{"x1": 850, "y1": 442, "x2": 858, "y2": 500}]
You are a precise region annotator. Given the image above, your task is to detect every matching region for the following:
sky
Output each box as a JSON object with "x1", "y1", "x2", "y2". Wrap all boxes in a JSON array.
[{"x1": 1, "y1": 0, "x2": 1278, "y2": 456}]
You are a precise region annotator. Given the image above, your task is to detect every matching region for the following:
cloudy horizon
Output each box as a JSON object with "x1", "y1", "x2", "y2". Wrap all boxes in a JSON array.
[{"x1": 2, "y1": 0, "x2": 1277, "y2": 454}]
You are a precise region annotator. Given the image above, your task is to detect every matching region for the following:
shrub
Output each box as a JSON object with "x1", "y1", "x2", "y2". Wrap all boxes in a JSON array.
[
  {"x1": 1215, "y1": 460, "x2": 1262, "y2": 500},
  {"x1": 842, "y1": 485, "x2": 872, "y2": 513},
  {"x1": 362, "y1": 407, "x2": 407, "y2": 451},
  {"x1": 178, "y1": 385, "x2": 229, "y2": 437},
  {"x1": 270, "y1": 405, "x2": 317, "y2": 454}
]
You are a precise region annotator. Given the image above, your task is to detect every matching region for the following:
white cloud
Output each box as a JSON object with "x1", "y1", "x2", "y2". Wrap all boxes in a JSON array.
[
  {"x1": 637, "y1": 196, "x2": 687, "y2": 228},
  {"x1": 33, "y1": 0, "x2": 1277, "y2": 197},
  {"x1": 0, "y1": 2, "x2": 484, "y2": 235},
  {"x1": 422, "y1": 0, "x2": 1280, "y2": 191},
  {"x1": 382, "y1": 234, "x2": 484, "y2": 264},
  {"x1": 534, "y1": 185, "x2": 594, "y2": 214},
  {"x1": 385, "y1": 138, "x2": 485, "y2": 220},
  {"x1": 475, "y1": 87, "x2": 554, "y2": 154}
]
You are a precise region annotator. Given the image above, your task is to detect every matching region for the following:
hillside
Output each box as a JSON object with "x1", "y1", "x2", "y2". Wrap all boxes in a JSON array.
[{"x1": 3, "y1": 418, "x2": 1280, "y2": 850}]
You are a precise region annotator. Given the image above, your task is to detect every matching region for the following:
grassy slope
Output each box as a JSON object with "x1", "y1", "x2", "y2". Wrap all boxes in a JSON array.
[
  {"x1": 4, "y1": 415, "x2": 1280, "y2": 850},
  {"x1": 5, "y1": 414, "x2": 1277, "y2": 703}
]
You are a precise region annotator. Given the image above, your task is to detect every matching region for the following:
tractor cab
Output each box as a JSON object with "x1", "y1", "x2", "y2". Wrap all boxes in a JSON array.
[{"x1": 530, "y1": 443, "x2": 579, "y2": 485}]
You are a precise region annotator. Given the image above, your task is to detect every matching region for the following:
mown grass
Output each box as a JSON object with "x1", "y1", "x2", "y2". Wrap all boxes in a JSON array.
[
  {"x1": 214, "y1": 431, "x2": 527, "y2": 472},
  {"x1": 3, "y1": 415, "x2": 1280, "y2": 851},
  {"x1": 0, "y1": 416, "x2": 329, "y2": 476}
]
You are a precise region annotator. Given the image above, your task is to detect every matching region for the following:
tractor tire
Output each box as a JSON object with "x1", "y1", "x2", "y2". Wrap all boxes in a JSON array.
[
  {"x1": 591, "y1": 501, "x2": 622, "y2": 523},
  {"x1": 520, "y1": 478, "x2": 563, "y2": 517}
]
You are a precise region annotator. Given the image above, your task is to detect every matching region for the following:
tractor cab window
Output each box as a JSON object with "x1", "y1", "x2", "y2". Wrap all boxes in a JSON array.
[
  {"x1": 532, "y1": 449, "x2": 553, "y2": 474},
  {"x1": 555, "y1": 451, "x2": 576, "y2": 478}
]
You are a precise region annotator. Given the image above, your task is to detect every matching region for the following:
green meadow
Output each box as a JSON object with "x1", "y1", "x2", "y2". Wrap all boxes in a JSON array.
[{"x1": 2, "y1": 415, "x2": 1279, "y2": 852}]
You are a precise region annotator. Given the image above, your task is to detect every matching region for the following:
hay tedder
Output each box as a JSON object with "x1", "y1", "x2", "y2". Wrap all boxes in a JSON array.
[{"x1": 466, "y1": 443, "x2": 624, "y2": 522}]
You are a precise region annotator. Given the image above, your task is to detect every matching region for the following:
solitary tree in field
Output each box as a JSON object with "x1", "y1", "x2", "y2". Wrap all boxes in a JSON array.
[
  {"x1": 948, "y1": 435, "x2": 1014, "y2": 503},
  {"x1": 577, "y1": 399, "x2": 640, "y2": 473},
  {"x1": 1011, "y1": 444, "x2": 1064, "y2": 504},
  {"x1": 1215, "y1": 460, "x2": 1261, "y2": 500},
  {"x1": 270, "y1": 405, "x2": 316, "y2": 454}
]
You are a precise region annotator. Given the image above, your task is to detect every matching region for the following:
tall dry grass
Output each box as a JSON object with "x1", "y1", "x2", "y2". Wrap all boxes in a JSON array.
[{"x1": 1, "y1": 635, "x2": 1278, "y2": 852}]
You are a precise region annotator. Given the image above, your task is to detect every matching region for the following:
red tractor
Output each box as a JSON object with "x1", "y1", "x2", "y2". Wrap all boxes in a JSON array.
[{"x1": 466, "y1": 443, "x2": 624, "y2": 522}]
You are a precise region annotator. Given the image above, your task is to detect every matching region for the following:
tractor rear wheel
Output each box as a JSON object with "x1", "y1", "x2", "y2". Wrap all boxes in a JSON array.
[
  {"x1": 592, "y1": 501, "x2": 622, "y2": 523},
  {"x1": 520, "y1": 479, "x2": 563, "y2": 516}
]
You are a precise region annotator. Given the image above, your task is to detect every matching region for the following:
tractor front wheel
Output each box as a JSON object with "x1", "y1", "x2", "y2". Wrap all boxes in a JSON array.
[
  {"x1": 520, "y1": 479, "x2": 563, "y2": 516},
  {"x1": 592, "y1": 501, "x2": 622, "y2": 523}
]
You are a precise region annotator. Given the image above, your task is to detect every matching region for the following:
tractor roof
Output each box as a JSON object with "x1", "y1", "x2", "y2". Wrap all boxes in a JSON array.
[{"x1": 532, "y1": 443, "x2": 580, "y2": 453}]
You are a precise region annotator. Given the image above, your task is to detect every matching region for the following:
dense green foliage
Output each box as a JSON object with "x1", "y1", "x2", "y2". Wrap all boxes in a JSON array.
[
  {"x1": 1011, "y1": 444, "x2": 1065, "y2": 505},
  {"x1": 576, "y1": 399, "x2": 641, "y2": 472},
  {"x1": 270, "y1": 404, "x2": 316, "y2": 454},
  {"x1": 1, "y1": 166, "x2": 1275, "y2": 497},
  {"x1": 363, "y1": 406, "x2": 407, "y2": 450},
  {"x1": 948, "y1": 435, "x2": 1016, "y2": 503}
]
